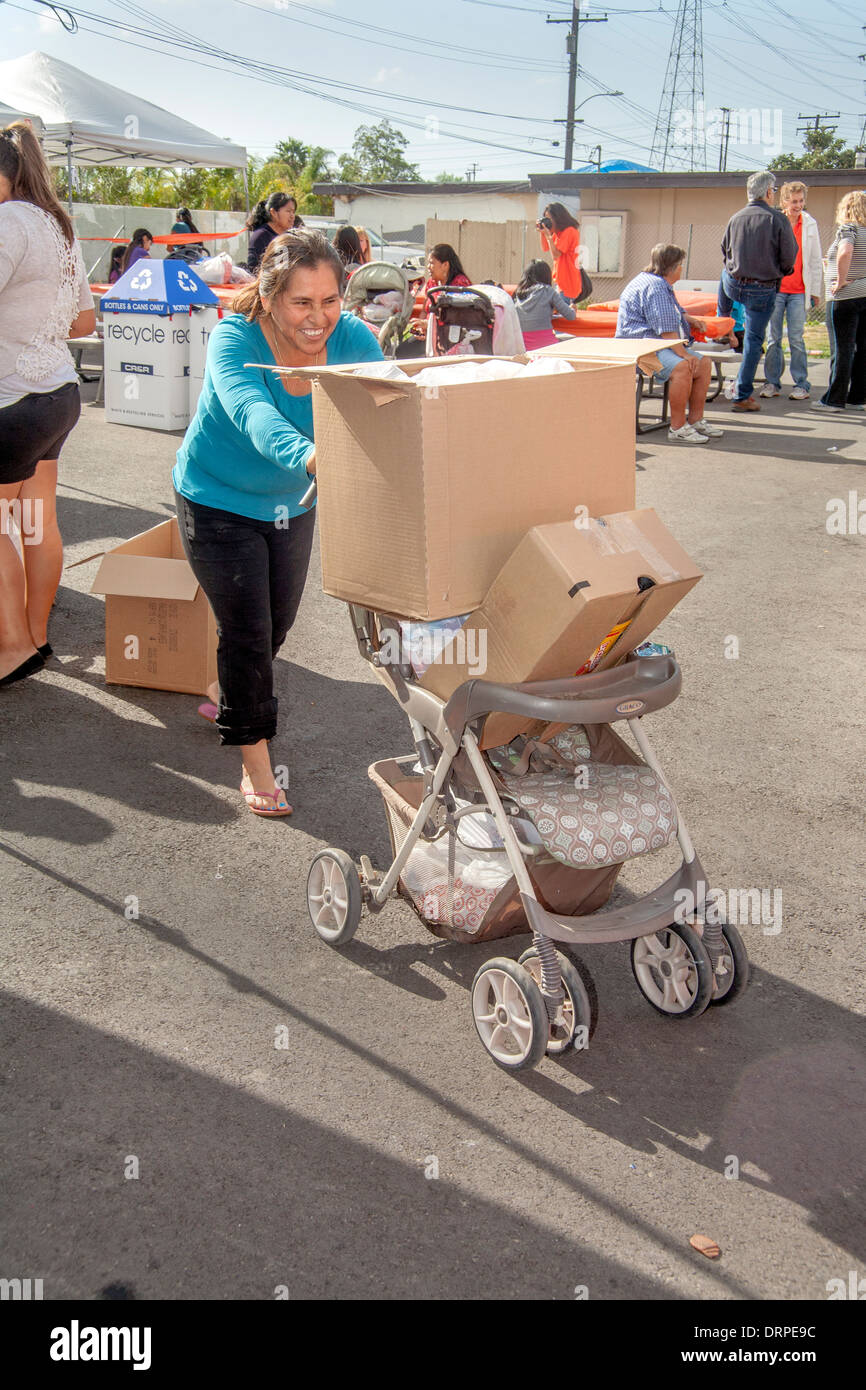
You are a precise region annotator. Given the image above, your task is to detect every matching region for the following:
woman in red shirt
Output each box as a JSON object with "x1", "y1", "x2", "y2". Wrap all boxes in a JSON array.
[{"x1": 538, "y1": 202, "x2": 583, "y2": 302}]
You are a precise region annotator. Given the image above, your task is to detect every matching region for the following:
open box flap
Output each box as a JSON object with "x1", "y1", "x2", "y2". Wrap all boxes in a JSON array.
[
  {"x1": 532, "y1": 336, "x2": 684, "y2": 375},
  {"x1": 91, "y1": 554, "x2": 200, "y2": 601}
]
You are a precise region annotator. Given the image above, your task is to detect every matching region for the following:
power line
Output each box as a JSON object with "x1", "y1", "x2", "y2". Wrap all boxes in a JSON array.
[{"x1": 232, "y1": 0, "x2": 565, "y2": 74}]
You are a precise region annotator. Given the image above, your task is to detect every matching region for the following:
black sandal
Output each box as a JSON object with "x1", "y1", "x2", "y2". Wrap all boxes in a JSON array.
[{"x1": 0, "y1": 653, "x2": 46, "y2": 688}]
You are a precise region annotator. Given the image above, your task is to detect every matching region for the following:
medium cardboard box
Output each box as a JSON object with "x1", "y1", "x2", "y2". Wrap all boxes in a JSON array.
[
  {"x1": 90, "y1": 519, "x2": 217, "y2": 695},
  {"x1": 417, "y1": 508, "x2": 702, "y2": 748},
  {"x1": 103, "y1": 311, "x2": 192, "y2": 432},
  {"x1": 298, "y1": 352, "x2": 652, "y2": 620}
]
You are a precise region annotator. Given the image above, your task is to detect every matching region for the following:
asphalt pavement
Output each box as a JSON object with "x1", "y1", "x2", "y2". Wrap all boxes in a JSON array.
[{"x1": 1, "y1": 364, "x2": 864, "y2": 1301}]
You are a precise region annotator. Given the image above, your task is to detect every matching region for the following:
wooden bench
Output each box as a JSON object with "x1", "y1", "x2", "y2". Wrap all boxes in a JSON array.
[{"x1": 67, "y1": 334, "x2": 105, "y2": 405}]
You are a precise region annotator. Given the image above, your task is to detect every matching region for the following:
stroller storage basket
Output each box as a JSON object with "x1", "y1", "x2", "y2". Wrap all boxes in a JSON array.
[{"x1": 368, "y1": 756, "x2": 623, "y2": 945}]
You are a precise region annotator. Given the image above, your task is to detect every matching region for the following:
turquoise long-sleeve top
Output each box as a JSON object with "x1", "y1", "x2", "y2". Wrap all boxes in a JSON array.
[{"x1": 173, "y1": 310, "x2": 383, "y2": 521}]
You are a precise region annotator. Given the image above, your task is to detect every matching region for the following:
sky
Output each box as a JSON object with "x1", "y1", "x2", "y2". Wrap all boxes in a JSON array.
[{"x1": 1, "y1": 0, "x2": 864, "y2": 181}]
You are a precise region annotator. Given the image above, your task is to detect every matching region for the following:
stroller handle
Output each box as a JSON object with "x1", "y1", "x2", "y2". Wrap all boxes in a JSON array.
[
  {"x1": 443, "y1": 655, "x2": 682, "y2": 738},
  {"x1": 299, "y1": 478, "x2": 317, "y2": 510}
]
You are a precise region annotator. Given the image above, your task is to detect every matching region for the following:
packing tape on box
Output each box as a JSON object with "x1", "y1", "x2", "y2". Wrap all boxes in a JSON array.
[{"x1": 581, "y1": 516, "x2": 681, "y2": 583}]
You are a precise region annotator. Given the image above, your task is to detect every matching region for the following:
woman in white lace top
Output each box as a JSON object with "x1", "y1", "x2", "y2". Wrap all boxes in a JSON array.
[{"x1": 0, "y1": 121, "x2": 94, "y2": 688}]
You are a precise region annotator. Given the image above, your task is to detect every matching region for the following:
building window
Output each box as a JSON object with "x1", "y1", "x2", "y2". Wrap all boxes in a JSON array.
[{"x1": 578, "y1": 213, "x2": 626, "y2": 276}]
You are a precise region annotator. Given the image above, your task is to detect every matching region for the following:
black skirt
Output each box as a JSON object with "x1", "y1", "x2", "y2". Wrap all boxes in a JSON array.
[{"x1": 0, "y1": 381, "x2": 81, "y2": 484}]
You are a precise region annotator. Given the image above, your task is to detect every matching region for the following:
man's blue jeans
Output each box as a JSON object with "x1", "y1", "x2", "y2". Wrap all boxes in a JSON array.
[
  {"x1": 718, "y1": 271, "x2": 777, "y2": 401},
  {"x1": 764, "y1": 291, "x2": 809, "y2": 390}
]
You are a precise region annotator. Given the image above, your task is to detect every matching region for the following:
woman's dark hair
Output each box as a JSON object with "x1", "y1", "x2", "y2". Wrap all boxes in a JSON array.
[
  {"x1": 543, "y1": 202, "x2": 580, "y2": 233},
  {"x1": 334, "y1": 224, "x2": 362, "y2": 266},
  {"x1": 0, "y1": 121, "x2": 75, "y2": 244},
  {"x1": 120, "y1": 227, "x2": 153, "y2": 274},
  {"x1": 232, "y1": 228, "x2": 344, "y2": 322},
  {"x1": 245, "y1": 191, "x2": 296, "y2": 231},
  {"x1": 644, "y1": 243, "x2": 686, "y2": 278},
  {"x1": 515, "y1": 258, "x2": 553, "y2": 300},
  {"x1": 176, "y1": 206, "x2": 199, "y2": 234},
  {"x1": 430, "y1": 242, "x2": 467, "y2": 282},
  {"x1": 109, "y1": 243, "x2": 125, "y2": 275}
]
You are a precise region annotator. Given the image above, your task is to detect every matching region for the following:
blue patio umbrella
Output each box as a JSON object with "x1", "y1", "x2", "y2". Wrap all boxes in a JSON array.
[{"x1": 101, "y1": 258, "x2": 219, "y2": 315}]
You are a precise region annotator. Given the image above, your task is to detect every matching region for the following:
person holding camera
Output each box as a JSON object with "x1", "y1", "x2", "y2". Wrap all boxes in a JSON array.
[{"x1": 537, "y1": 202, "x2": 583, "y2": 303}]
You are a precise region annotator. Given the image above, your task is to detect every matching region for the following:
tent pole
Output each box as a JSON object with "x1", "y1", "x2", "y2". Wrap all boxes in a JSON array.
[
  {"x1": 242, "y1": 163, "x2": 250, "y2": 216},
  {"x1": 66, "y1": 140, "x2": 74, "y2": 216}
]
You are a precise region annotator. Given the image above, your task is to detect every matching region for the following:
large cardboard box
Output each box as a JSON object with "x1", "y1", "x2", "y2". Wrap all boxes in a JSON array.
[
  {"x1": 90, "y1": 519, "x2": 217, "y2": 695},
  {"x1": 417, "y1": 508, "x2": 702, "y2": 748},
  {"x1": 296, "y1": 352, "x2": 659, "y2": 620},
  {"x1": 103, "y1": 311, "x2": 191, "y2": 432}
]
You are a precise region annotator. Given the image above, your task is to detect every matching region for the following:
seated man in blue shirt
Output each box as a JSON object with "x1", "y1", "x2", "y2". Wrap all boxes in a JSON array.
[{"x1": 617, "y1": 243, "x2": 723, "y2": 444}]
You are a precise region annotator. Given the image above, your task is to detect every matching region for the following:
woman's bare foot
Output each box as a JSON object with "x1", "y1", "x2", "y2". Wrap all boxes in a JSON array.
[
  {"x1": 206, "y1": 681, "x2": 219, "y2": 705},
  {"x1": 240, "y1": 740, "x2": 291, "y2": 814}
]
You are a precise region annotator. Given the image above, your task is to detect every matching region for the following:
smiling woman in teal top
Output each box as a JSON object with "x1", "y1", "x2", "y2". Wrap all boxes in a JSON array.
[{"x1": 173, "y1": 228, "x2": 383, "y2": 816}]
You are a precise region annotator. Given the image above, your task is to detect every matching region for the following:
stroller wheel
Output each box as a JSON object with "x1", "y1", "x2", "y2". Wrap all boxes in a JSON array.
[
  {"x1": 709, "y1": 921, "x2": 750, "y2": 1006},
  {"x1": 471, "y1": 958, "x2": 548, "y2": 1072},
  {"x1": 630, "y1": 923, "x2": 713, "y2": 1019},
  {"x1": 307, "y1": 849, "x2": 362, "y2": 946},
  {"x1": 518, "y1": 947, "x2": 594, "y2": 1055}
]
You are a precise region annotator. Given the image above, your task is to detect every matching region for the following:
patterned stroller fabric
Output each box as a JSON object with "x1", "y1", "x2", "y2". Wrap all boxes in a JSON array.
[{"x1": 489, "y1": 725, "x2": 678, "y2": 868}]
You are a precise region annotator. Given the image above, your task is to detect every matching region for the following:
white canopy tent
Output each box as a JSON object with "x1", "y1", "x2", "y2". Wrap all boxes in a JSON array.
[
  {"x1": 0, "y1": 52, "x2": 248, "y2": 209},
  {"x1": 0, "y1": 100, "x2": 45, "y2": 136}
]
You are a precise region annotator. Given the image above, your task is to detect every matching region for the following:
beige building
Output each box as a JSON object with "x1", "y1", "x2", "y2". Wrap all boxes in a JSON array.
[{"x1": 316, "y1": 169, "x2": 862, "y2": 297}]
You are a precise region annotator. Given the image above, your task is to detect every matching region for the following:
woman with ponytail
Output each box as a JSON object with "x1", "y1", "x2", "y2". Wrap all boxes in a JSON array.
[
  {"x1": 0, "y1": 121, "x2": 95, "y2": 688},
  {"x1": 172, "y1": 228, "x2": 382, "y2": 815},
  {"x1": 244, "y1": 192, "x2": 300, "y2": 273},
  {"x1": 120, "y1": 227, "x2": 153, "y2": 275}
]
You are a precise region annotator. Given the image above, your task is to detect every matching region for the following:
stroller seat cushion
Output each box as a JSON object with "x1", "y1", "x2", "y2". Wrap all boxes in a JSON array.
[{"x1": 498, "y1": 762, "x2": 677, "y2": 867}]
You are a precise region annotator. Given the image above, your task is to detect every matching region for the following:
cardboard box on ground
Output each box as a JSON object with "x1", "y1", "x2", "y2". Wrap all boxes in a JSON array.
[
  {"x1": 414, "y1": 509, "x2": 702, "y2": 749},
  {"x1": 89, "y1": 519, "x2": 217, "y2": 696},
  {"x1": 298, "y1": 345, "x2": 673, "y2": 621}
]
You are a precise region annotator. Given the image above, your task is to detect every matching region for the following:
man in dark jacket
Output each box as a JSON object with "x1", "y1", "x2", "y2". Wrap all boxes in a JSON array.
[{"x1": 719, "y1": 171, "x2": 798, "y2": 410}]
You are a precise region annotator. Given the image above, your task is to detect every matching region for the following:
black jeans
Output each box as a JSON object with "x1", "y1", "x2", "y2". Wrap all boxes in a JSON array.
[
  {"x1": 175, "y1": 491, "x2": 316, "y2": 746},
  {"x1": 822, "y1": 297, "x2": 866, "y2": 407}
]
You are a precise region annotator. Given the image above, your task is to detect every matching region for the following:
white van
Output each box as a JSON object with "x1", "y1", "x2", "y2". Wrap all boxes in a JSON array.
[{"x1": 302, "y1": 217, "x2": 423, "y2": 271}]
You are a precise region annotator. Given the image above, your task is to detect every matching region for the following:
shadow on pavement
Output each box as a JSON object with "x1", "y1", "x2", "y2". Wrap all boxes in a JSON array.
[{"x1": 0, "y1": 988, "x2": 681, "y2": 1301}]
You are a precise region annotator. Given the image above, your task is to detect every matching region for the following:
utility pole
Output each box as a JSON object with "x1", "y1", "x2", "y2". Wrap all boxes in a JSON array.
[
  {"x1": 465, "y1": 162, "x2": 479, "y2": 181},
  {"x1": 796, "y1": 112, "x2": 840, "y2": 136},
  {"x1": 547, "y1": 5, "x2": 608, "y2": 171},
  {"x1": 718, "y1": 106, "x2": 731, "y2": 172}
]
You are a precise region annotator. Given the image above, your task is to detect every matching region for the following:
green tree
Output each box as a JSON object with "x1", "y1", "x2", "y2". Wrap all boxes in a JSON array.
[
  {"x1": 336, "y1": 120, "x2": 420, "y2": 183},
  {"x1": 435, "y1": 171, "x2": 465, "y2": 182},
  {"x1": 273, "y1": 138, "x2": 312, "y2": 182},
  {"x1": 769, "y1": 126, "x2": 858, "y2": 171}
]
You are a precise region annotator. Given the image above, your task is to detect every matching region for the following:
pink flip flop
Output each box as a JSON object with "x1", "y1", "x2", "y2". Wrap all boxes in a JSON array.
[
  {"x1": 240, "y1": 780, "x2": 293, "y2": 818},
  {"x1": 198, "y1": 701, "x2": 218, "y2": 722}
]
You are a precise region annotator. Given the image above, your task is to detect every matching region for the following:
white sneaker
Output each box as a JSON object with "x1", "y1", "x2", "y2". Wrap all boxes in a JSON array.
[
  {"x1": 789, "y1": 387, "x2": 810, "y2": 400},
  {"x1": 759, "y1": 384, "x2": 781, "y2": 398},
  {"x1": 668, "y1": 423, "x2": 709, "y2": 444},
  {"x1": 691, "y1": 418, "x2": 724, "y2": 438},
  {"x1": 810, "y1": 400, "x2": 844, "y2": 413}
]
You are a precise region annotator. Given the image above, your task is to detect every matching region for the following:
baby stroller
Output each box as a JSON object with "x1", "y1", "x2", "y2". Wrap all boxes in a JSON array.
[
  {"x1": 306, "y1": 608, "x2": 750, "y2": 1072},
  {"x1": 343, "y1": 262, "x2": 415, "y2": 358},
  {"x1": 426, "y1": 286, "x2": 496, "y2": 356}
]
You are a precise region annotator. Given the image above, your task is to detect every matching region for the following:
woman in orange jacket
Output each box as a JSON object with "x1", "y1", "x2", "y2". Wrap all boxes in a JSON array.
[{"x1": 538, "y1": 202, "x2": 583, "y2": 302}]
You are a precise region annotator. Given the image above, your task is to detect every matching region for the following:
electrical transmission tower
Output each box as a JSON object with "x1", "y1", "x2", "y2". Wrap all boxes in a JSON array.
[{"x1": 650, "y1": 0, "x2": 707, "y2": 171}]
